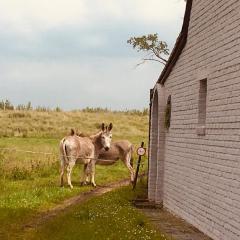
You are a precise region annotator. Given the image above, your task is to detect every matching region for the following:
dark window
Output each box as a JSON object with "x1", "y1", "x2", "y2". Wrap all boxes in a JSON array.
[
  {"x1": 198, "y1": 79, "x2": 207, "y2": 126},
  {"x1": 164, "y1": 95, "x2": 171, "y2": 129}
]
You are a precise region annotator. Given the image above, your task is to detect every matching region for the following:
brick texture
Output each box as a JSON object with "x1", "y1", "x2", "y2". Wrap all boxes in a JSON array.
[{"x1": 148, "y1": 0, "x2": 240, "y2": 240}]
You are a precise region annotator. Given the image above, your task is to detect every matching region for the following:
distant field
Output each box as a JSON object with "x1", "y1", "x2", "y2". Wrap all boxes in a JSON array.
[
  {"x1": 0, "y1": 109, "x2": 149, "y2": 239},
  {"x1": 0, "y1": 109, "x2": 148, "y2": 141}
]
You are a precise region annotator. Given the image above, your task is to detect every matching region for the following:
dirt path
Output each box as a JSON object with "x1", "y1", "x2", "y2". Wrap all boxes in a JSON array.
[
  {"x1": 23, "y1": 178, "x2": 131, "y2": 230},
  {"x1": 139, "y1": 208, "x2": 213, "y2": 240}
]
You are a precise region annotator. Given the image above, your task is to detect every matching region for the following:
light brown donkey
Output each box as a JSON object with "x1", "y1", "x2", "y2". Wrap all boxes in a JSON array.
[
  {"x1": 77, "y1": 134, "x2": 135, "y2": 184},
  {"x1": 59, "y1": 123, "x2": 113, "y2": 188},
  {"x1": 98, "y1": 140, "x2": 135, "y2": 183}
]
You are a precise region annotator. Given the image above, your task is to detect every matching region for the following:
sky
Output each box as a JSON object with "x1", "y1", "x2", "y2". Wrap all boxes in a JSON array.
[{"x1": 0, "y1": 0, "x2": 186, "y2": 110}]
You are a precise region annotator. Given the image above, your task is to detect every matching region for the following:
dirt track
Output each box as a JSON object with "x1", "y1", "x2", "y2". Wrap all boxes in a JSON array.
[{"x1": 22, "y1": 178, "x2": 132, "y2": 230}]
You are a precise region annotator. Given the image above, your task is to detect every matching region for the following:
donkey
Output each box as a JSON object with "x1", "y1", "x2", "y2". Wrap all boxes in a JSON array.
[
  {"x1": 77, "y1": 131, "x2": 135, "y2": 183},
  {"x1": 59, "y1": 123, "x2": 113, "y2": 188},
  {"x1": 98, "y1": 140, "x2": 135, "y2": 183}
]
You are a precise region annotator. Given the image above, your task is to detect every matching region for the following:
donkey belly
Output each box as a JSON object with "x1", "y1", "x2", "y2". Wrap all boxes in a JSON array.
[
  {"x1": 96, "y1": 159, "x2": 119, "y2": 165},
  {"x1": 76, "y1": 157, "x2": 91, "y2": 165}
]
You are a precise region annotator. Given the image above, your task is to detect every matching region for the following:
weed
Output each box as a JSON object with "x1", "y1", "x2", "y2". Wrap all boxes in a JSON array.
[
  {"x1": 0, "y1": 152, "x2": 5, "y2": 178},
  {"x1": 136, "y1": 217, "x2": 146, "y2": 227}
]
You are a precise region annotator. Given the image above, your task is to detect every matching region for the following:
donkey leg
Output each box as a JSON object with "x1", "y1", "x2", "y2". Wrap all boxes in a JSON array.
[
  {"x1": 60, "y1": 165, "x2": 65, "y2": 187},
  {"x1": 89, "y1": 160, "x2": 96, "y2": 187},
  {"x1": 67, "y1": 161, "x2": 75, "y2": 189},
  {"x1": 81, "y1": 163, "x2": 89, "y2": 185},
  {"x1": 60, "y1": 155, "x2": 65, "y2": 187},
  {"x1": 123, "y1": 153, "x2": 135, "y2": 184},
  {"x1": 85, "y1": 163, "x2": 91, "y2": 184}
]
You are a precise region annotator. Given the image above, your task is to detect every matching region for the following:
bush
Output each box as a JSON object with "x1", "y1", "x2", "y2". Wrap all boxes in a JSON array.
[
  {"x1": 54, "y1": 107, "x2": 62, "y2": 112},
  {"x1": 8, "y1": 112, "x2": 31, "y2": 118},
  {"x1": 9, "y1": 167, "x2": 31, "y2": 180},
  {"x1": 82, "y1": 107, "x2": 109, "y2": 113},
  {"x1": 35, "y1": 106, "x2": 51, "y2": 112}
]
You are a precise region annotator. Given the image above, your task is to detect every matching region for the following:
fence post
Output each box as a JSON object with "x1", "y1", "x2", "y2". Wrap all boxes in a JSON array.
[{"x1": 132, "y1": 141, "x2": 145, "y2": 190}]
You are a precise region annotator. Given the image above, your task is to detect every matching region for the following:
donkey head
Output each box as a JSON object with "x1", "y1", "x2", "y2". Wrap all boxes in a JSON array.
[{"x1": 100, "y1": 123, "x2": 113, "y2": 151}]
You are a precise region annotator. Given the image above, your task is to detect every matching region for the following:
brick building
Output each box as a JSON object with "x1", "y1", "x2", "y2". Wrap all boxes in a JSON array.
[{"x1": 148, "y1": 0, "x2": 240, "y2": 239}]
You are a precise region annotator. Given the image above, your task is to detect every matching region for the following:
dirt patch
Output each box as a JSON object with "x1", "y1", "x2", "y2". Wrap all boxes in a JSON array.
[{"x1": 22, "y1": 178, "x2": 131, "y2": 230}]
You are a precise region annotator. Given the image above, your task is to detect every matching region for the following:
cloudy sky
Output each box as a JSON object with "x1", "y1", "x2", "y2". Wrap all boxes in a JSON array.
[{"x1": 0, "y1": 0, "x2": 186, "y2": 110}]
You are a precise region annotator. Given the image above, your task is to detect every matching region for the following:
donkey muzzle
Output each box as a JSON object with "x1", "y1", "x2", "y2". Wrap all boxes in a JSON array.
[{"x1": 104, "y1": 147, "x2": 110, "y2": 151}]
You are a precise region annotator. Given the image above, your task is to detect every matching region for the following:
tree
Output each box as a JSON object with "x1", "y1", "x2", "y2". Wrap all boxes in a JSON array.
[
  {"x1": 4, "y1": 99, "x2": 14, "y2": 110},
  {"x1": 0, "y1": 100, "x2": 4, "y2": 110},
  {"x1": 127, "y1": 33, "x2": 169, "y2": 66},
  {"x1": 26, "y1": 101, "x2": 32, "y2": 110}
]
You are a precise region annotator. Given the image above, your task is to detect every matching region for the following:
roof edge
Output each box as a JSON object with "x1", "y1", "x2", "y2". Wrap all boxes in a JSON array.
[{"x1": 157, "y1": 0, "x2": 193, "y2": 85}]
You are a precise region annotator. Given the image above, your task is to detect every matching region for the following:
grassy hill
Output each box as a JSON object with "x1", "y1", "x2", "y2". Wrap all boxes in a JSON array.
[{"x1": 0, "y1": 109, "x2": 148, "y2": 142}]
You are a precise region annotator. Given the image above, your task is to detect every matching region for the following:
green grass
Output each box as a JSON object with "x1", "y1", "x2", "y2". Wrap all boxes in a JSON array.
[
  {"x1": 0, "y1": 109, "x2": 149, "y2": 239},
  {"x1": 0, "y1": 161, "x2": 149, "y2": 239},
  {"x1": 22, "y1": 180, "x2": 167, "y2": 240}
]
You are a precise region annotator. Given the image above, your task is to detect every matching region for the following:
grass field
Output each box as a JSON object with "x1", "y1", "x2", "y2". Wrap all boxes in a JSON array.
[
  {"x1": 0, "y1": 109, "x2": 150, "y2": 239},
  {"x1": 23, "y1": 180, "x2": 168, "y2": 240},
  {"x1": 0, "y1": 109, "x2": 148, "y2": 140},
  {"x1": 0, "y1": 109, "x2": 149, "y2": 178}
]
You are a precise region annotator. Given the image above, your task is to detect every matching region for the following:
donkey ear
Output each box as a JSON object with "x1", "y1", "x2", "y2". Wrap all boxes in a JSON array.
[
  {"x1": 101, "y1": 123, "x2": 105, "y2": 131},
  {"x1": 70, "y1": 128, "x2": 75, "y2": 136},
  {"x1": 108, "y1": 123, "x2": 113, "y2": 131}
]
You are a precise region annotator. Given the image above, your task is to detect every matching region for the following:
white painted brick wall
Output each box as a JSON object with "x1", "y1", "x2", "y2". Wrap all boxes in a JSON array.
[
  {"x1": 148, "y1": 90, "x2": 158, "y2": 201},
  {"x1": 148, "y1": 85, "x2": 166, "y2": 203},
  {"x1": 149, "y1": 0, "x2": 240, "y2": 239}
]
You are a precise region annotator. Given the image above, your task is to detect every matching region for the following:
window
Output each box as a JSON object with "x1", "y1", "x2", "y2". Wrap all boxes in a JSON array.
[
  {"x1": 164, "y1": 95, "x2": 171, "y2": 130},
  {"x1": 197, "y1": 79, "x2": 207, "y2": 135}
]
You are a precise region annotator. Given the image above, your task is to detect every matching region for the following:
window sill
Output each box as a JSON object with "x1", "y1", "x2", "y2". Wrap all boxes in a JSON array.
[{"x1": 196, "y1": 126, "x2": 206, "y2": 136}]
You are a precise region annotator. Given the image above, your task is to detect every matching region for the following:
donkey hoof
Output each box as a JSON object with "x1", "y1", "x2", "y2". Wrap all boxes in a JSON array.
[
  {"x1": 91, "y1": 183, "x2": 97, "y2": 187},
  {"x1": 80, "y1": 181, "x2": 87, "y2": 186}
]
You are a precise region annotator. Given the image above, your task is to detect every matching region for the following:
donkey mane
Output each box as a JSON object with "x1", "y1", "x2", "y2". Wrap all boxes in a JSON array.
[
  {"x1": 69, "y1": 129, "x2": 93, "y2": 138},
  {"x1": 70, "y1": 123, "x2": 112, "y2": 138},
  {"x1": 69, "y1": 129, "x2": 103, "y2": 150}
]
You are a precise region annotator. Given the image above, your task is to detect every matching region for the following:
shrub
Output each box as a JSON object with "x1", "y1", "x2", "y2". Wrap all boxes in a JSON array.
[
  {"x1": 55, "y1": 107, "x2": 62, "y2": 112},
  {"x1": 8, "y1": 112, "x2": 31, "y2": 118},
  {"x1": 9, "y1": 167, "x2": 31, "y2": 180},
  {"x1": 35, "y1": 106, "x2": 51, "y2": 112}
]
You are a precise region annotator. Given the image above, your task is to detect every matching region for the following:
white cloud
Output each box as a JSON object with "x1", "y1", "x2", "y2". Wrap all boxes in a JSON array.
[
  {"x1": 0, "y1": 0, "x2": 185, "y2": 33},
  {"x1": 131, "y1": 0, "x2": 185, "y2": 23},
  {"x1": 0, "y1": 0, "x2": 88, "y2": 33}
]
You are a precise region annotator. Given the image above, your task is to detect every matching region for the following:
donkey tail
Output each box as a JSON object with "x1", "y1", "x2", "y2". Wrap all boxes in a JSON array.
[
  {"x1": 130, "y1": 144, "x2": 134, "y2": 167},
  {"x1": 60, "y1": 138, "x2": 69, "y2": 165},
  {"x1": 59, "y1": 138, "x2": 69, "y2": 187}
]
